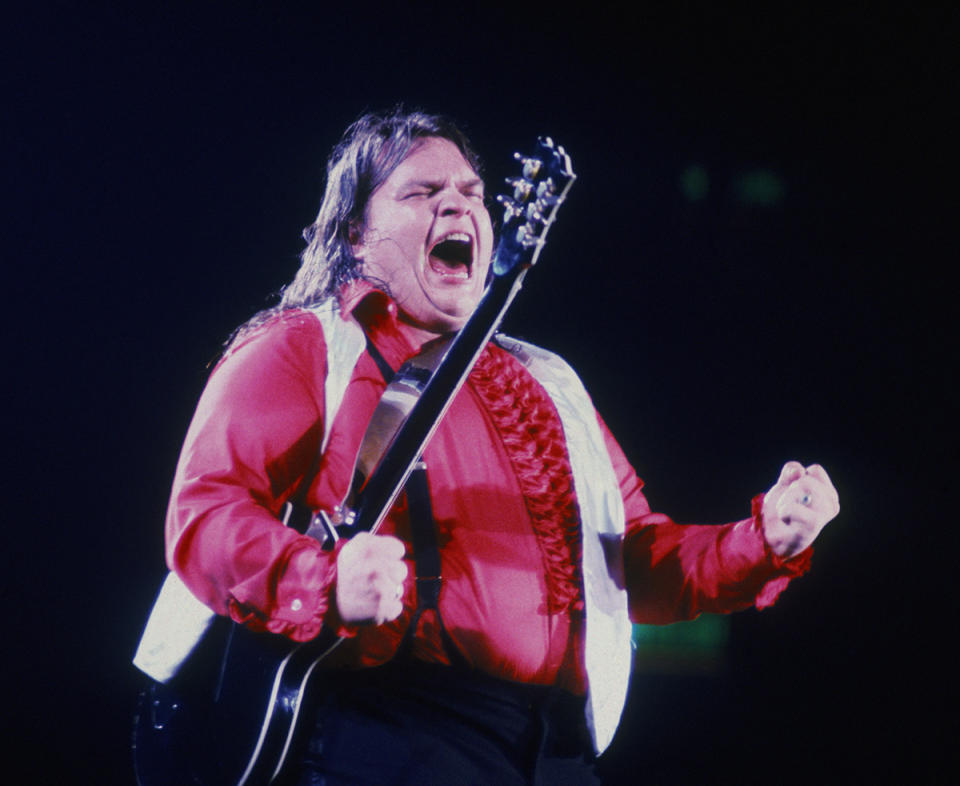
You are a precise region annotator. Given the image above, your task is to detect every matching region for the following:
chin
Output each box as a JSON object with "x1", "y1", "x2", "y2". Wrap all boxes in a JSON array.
[
  {"x1": 428, "y1": 296, "x2": 482, "y2": 328},
  {"x1": 430, "y1": 314, "x2": 471, "y2": 334}
]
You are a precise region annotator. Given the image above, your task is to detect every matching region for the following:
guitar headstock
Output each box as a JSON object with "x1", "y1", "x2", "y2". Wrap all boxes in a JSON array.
[{"x1": 492, "y1": 137, "x2": 576, "y2": 276}]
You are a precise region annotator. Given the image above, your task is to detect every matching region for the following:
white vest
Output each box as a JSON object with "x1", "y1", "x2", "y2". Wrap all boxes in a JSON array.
[{"x1": 134, "y1": 305, "x2": 632, "y2": 753}]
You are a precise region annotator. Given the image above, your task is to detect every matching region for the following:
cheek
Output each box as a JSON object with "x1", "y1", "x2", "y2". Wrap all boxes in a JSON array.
[
  {"x1": 476, "y1": 213, "x2": 494, "y2": 254},
  {"x1": 482, "y1": 229, "x2": 496, "y2": 268}
]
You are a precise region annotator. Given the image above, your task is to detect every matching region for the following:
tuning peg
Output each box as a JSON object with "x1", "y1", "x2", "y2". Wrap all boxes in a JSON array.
[
  {"x1": 539, "y1": 138, "x2": 575, "y2": 180},
  {"x1": 496, "y1": 194, "x2": 524, "y2": 222},
  {"x1": 505, "y1": 177, "x2": 533, "y2": 203},
  {"x1": 513, "y1": 152, "x2": 542, "y2": 180},
  {"x1": 536, "y1": 179, "x2": 556, "y2": 200},
  {"x1": 516, "y1": 223, "x2": 541, "y2": 249}
]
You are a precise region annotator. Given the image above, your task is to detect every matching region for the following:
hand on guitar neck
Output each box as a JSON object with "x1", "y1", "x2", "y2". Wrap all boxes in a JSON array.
[{"x1": 335, "y1": 531, "x2": 409, "y2": 626}]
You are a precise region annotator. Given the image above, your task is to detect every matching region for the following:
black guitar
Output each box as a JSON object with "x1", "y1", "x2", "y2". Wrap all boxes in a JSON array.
[{"x1": 132, "y1": 137, "x2": 576, "y2": 786}]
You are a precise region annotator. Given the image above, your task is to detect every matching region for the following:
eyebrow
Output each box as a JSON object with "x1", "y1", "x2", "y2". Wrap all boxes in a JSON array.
[{"x1": 405, "y1": 177, "x2": 485, "y2": 191}]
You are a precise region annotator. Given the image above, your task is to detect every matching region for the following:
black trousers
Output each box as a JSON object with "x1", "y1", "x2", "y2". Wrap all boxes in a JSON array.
[{"x1": 294, "y1": 660, "x2": 601, "y2": 786}]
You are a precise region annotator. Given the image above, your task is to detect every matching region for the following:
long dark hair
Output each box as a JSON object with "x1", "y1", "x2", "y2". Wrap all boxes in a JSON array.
[{"x1": 230, "y1": 109, "x2": 483, "y2": 346}]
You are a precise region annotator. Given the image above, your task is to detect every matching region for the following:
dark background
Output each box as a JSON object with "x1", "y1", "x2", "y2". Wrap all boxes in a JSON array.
[{"x1": 5, "y1": 3, "x2": 955, "y2": 783}]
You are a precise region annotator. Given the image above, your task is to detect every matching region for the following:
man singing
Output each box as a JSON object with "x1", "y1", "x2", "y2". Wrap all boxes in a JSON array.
[{"x1": 142, "y1": 109, "x2": 839, "y2": 784}]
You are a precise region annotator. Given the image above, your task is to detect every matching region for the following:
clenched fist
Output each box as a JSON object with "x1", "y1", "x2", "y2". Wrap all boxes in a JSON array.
[
  {"x1": 762, "y1": 462, "x2": 840, "y2": 559},
  {"x1": 335, "y1": 532, "x2": 409, "y2": 625}
]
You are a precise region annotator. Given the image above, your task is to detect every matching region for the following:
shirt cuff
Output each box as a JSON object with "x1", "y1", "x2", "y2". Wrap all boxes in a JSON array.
[
  {"x1": 752, "y1": 493, "x2": 813, "y2": 609},
  {"x1": 226, "y1": 537, "x2": 359, "y2": 642},
  {"x1": 319, "y1": 539, "x2": 362, "y2": 639}
]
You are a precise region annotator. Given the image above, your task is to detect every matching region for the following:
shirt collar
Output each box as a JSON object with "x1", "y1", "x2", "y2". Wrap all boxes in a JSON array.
[
  {"x1": 337, "y1": 279, "x2": 420, "y2": 368},
  {"x1": 338, "y1": 278, "x2": 396, "y2": 320}
]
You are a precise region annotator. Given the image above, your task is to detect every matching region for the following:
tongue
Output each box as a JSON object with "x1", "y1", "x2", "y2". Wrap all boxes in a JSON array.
[{"x1": 428, "y1": 253, "x2": 468, "y2": 278}]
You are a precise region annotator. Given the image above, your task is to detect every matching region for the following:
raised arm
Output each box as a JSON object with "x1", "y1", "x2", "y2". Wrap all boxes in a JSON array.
[{"x1": 598, "y1": 416, "x2": 835, "y2": 624}]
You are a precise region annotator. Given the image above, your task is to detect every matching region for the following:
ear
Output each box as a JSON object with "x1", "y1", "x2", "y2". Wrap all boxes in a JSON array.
[{"x1": 348, "y1": 221, "x2": 364, "y2": 258}]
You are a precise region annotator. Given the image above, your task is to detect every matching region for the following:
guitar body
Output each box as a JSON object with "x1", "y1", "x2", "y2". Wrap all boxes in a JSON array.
[{"x1": 133, "y1": 618, "x2": 338, "y2": 786}]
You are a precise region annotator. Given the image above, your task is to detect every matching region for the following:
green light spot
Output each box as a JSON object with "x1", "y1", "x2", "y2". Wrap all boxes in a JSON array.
[
  {"x1": 680, "y1": 165, "x2": 709, "y2": 201},
  {"x1": 633, "y1": 614, "x2": 729, "y2": 650},
  {"x1": 632, "y1": 614, "x2": 730, "y2": 673},
  {"x1": 733, "y1": 169, "x2": 786, "y2": 206}
]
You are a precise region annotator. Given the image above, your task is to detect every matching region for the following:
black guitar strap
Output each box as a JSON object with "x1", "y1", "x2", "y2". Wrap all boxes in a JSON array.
[
  {"x1": 363, "y1": 334, "x2": 469, "y2": 669},
  {"x1": 363, "y1": 333, "x2": 396, "y2": 387},
  {"x1": 396, "y1": 463, "x2": 470, "y2": 669}
]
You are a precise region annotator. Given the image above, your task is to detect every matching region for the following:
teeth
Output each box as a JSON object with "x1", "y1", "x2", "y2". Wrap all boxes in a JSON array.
[{"x1": 433, "y1": 231, "x2": 471, "y2": 246}]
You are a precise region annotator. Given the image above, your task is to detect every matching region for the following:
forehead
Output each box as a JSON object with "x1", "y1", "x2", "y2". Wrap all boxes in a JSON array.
[{"x1": 383, "y1": 137, "x2": 481, "y2": 189}]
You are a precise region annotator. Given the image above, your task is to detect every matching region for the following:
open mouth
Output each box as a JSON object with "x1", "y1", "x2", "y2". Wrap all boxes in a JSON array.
[{"x1": 428, "y1": 232, "x2": 473, "y2": 280}]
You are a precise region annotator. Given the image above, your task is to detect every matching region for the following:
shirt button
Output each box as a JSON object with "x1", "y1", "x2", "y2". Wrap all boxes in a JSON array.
[{"x1": 291, "y1": 599, "x2": 303, "y2": 612}]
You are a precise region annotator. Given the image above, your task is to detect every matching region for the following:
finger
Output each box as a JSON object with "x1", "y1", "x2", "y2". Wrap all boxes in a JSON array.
[
  {"x1": 776, "y1": 461, "x2": 805, "y2": 489},
  {"x1": 775, "y1": 502, "x2": 818, "y2": 529},
  {"x1": 374, "y1": 534, "x2": 408, "y2": 560},
  {"x1": 785, "y1": 479, "x2": 837, "y2": 518},
  {"x1": 380, "y1": 596, "x2": 404, "y2": 624},
  {"x1": 350, "y1": 530, "x2": 376, "y2": 548},
  {"x1": 805, "y1": 465, "x2": 840, "y2": 508},
  {"x1": 782, "y1": 477, "x2": 817, "y2": 505},
  {"x1": 376, "y1": 579, "x2": 405, "y2": 622},
  {"x1": 363, "y1": 563, "x2": 406, "y2": 607},
  {"x1": 374, "y1": 566, "x2": 405, "y2": 595},
  {"x1": 341, "y1": 531, "x2": 379, "y2": 564},
  {"x1": 779, "y1": 483, "x2": 834, "y2": 521},
  {"x1": 386, "y1": 560, "x2": 409, "y2": 585},
  {"x1": 784, "y1": 475, "x2": 837, "y2": 511}
]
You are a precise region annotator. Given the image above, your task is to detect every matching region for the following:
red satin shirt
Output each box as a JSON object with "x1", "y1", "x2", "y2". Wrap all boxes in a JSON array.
[{"x1": 165, "y1": 285, "x2": 810, "y2": 694}]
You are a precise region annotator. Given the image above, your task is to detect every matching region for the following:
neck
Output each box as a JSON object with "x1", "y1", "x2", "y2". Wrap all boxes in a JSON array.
[{"x1": 395, "y1": 313, "x2": 460, "y2": 351}]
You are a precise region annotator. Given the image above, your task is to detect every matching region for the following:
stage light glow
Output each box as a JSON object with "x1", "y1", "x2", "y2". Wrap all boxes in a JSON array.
[
  {"x1": 732, "y1": 169, "x2": 785, "y2": 205},
  {"x1": 632, "y1": 614, "x2": 730, "y2": 673},
  {"x1": 680, "y1": 165, "x2": 710, "y2": 201}
]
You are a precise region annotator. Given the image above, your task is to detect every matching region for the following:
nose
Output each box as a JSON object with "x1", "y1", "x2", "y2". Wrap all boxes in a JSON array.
[{"x1": 436, "y1": 187, "x2": 471, "y2": 217}]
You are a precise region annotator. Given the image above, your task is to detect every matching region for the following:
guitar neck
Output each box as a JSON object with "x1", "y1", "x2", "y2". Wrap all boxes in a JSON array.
[{"x1": 350, "y1": 263, "x2": 530, "y2": 534}]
